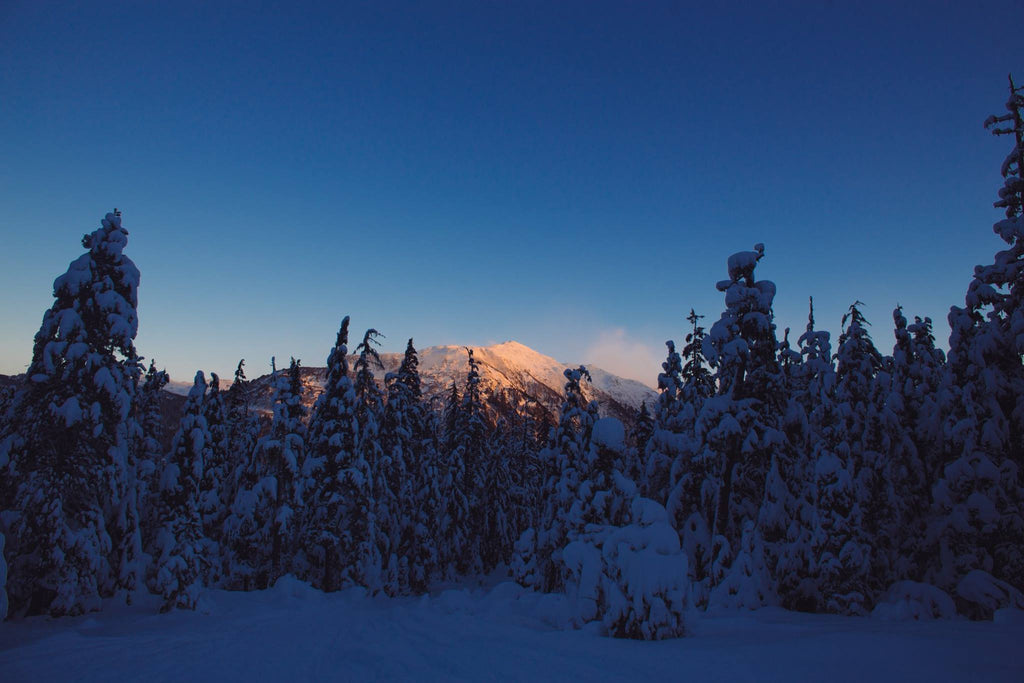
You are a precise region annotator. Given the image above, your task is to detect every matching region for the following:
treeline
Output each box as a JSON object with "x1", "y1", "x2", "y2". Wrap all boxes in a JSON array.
[
  {"x1": 0, "y1": 243, "x2": 550, "y2": 616},
  {"x1": 1, "y1": 82, "x2": 1022, "y2": 638}
]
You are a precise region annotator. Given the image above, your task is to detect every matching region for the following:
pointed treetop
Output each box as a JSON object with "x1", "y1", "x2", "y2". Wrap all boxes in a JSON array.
[
  {"x1": 356, "y1": 329, "x2": 385, "y2": 369},
  {"x1": 336, "y1": 316, "x2": 351, "y2": 351},
  {"x1": 233, "y1": 359, "x2": 247, "y2": 384},
  {"x1": 842, "y1": 300, "x2": 870, "y2": 330},
  {"x1": 984, "y1": 74, "x2": 1024, "y2": 219},
  {"x1": 187, "y1": 370, "x2": 207, "y2": 402},
  {"x1": 288, "y1": 357, "x2": 302, "y2": 388},
  {"x1": 325, "y1": 317, "x2": 352, "y2": 388}
]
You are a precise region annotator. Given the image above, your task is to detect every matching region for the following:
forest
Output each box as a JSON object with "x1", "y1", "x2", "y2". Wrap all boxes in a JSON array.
[{"x1": 0, "y1": 81, "x2": 1022, "y2": 641}]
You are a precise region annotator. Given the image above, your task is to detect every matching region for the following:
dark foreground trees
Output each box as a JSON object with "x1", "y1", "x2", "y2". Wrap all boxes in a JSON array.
[{"x1": 1, "y1": 81, "x2": 1023, "y2": 633}]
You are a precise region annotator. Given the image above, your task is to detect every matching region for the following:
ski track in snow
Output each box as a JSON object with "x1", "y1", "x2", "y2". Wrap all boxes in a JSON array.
[{"x1": 1, "y1": 581, "x2": 1021, "y2": 682}]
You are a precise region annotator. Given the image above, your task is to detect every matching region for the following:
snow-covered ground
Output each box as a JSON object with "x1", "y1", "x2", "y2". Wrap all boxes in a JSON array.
[{"x1": 1, "y1": 578, "x2": 1021, "y2": 682}]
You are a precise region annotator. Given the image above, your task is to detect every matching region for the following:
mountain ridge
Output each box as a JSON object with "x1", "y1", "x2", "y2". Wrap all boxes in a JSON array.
[{"x1": 165, "y1": 340, "x2": 658, "y2": 427}]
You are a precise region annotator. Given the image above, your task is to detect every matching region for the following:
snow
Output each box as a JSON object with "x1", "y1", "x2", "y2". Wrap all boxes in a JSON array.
[
  {"x1": 162, "y1": 340, "x2": 658, "y2": 411},
  {"x1": 411, "y1": 341, "x2": 657, "y2": 410},
  {"x1": 872, "y1": 581, "x2": 957, "y2": 621},
  {"x1": 53, "y1": 396, "x2": 82, "y2": 427},
  {"x1": 0, "y1": 581, "x2": 1020, "y2": 682},
  {"x1": 956, "y1": 570, "x2": 1024, "y2": 619}
]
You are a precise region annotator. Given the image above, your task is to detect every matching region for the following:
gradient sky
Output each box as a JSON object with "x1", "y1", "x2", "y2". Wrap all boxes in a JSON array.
[{"x1": 0, "y1": 1, "x2": 1021, "y2": 386}]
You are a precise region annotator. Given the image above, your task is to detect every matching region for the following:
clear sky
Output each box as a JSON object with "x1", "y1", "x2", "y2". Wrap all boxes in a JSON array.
[{"x1": 0, "y1": 1, "x2": 1020, "y2": 386}]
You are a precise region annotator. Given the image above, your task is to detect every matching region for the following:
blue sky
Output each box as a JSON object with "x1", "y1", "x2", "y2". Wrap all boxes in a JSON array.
[{"x1": 0, "y1": 1, "x2": 1020, "y2": 386}]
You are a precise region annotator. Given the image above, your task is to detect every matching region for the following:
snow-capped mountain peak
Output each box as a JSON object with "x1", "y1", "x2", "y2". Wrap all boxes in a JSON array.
[{"x1": 179, "y1": 340, "x2": 659, "y2": 424}]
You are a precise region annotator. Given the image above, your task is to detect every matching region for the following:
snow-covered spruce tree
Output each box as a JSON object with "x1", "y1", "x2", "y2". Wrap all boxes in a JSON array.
[
  {"x1": 301, "y1": 318, "x2": 356, "y2": 592},
  {"x1": 769, "y1": 299, "x2": 832, "y2": 611},
  {"x1": 1, "y1": 211, "x2": 143, "y2": 617},
  {"x1": 562, "y1": 418, "x2": 689, "y2": 639},
  {"x1": 697, "y1": 244, "x2": 784, "y2": 608},
  {"x1": 436, "y1": 381, "x2": 467, "y2": 579},
  {"x1": 133, "y1": 359, "x2": 169, "y2": 596},
  {"x1": 810, "y1": 303, "x2": 885, "y2": 615},
  {"x1": 448, "y1": 350, "x2": 484, "y2": 577},
  {"x1": 381, "y1": 338, "x2": 431, "y2": 594},
  {"x1": 503, "y1": 394, "x2": 547, "y2": 548},
  {"x1": 225, "y1": 358, "x2": 306, "y2": 589},
  {"x1": 682, "y1": 309, "x2": 717, "y2": 398},
  {"x1": 902, "y1": 316, "x2": 951, "y2": 490},
  {"x1": 380, "y1": 354, "x2": 411, "y2": 594},
  {"x1": 754, "y1": 318, "x2": 819, "y2": 609},
  {"x1": 224, "y1": 361, "x2": 259, "y2": 505},
  {"x1": 383, "y1": 339, "x2": 439, "y2": 593},
  {"x1": 626, "y1": 401, "x2": 654, "y2": 486},
  {"x1": 479, "y1": 419, "x2": 514, "y2": 573},
  {"x1": 884, "y1": 306, "x2": 934, "y2": 581},
  {"x1": 154, "y1": 372, "x2": 209, "y2": 611},
  {"x1": 457, "y1": 348, "x2": 510, "y2": 574},
  {"x1": 265, "y1": 358, "x2": 308, "y2": 584},
  {"x1": 514, "y1": 366, "x2": 598, "y2": 592},
  {"x1": 219, "y1": 359, "x2": 261, "y2": 587},
  {"x1": 932, "y1": 79, "x2": 1024, "y2": 596},
  {"x1": 344, "y1": 329, "x2": 386, "y2": 591},
  {"x1": 197, "y1": 372, "x2": 230, "y2": 585},
  {"x1": 225, "y1": 360, "x2": 259, "y2": 465},
  {"x1": 794, "y1": 298, "x2": 834, "y2": 420},
  {"x1": 136, "y1": 360, "x2": 169, "y2": 538},
  {"x1": 643, "y1": 340, "x2": 684, "y2": 503},
  {"x1": 664, "y1": 309, "x2": 717, "y2": 597}
]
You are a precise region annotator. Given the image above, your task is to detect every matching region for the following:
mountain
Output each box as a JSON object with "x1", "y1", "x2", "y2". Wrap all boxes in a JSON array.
[
  {"x1": 15, "y1": 341, "x2": 658, "y2": 439},
  {"x1": 233, "y1": 340, "x2": 658, "y2": 428}
]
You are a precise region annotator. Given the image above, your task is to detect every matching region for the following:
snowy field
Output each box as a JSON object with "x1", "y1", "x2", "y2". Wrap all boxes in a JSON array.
[{"x1": 1, "y1": 578, "x2": 1021, "y2": 682}]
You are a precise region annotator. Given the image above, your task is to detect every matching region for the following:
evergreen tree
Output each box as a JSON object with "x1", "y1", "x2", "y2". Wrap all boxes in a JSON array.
[
  {"x1": 697, "y1": 244, "x2": 785, "y2": 606},
  {"x1": 627, "y1": 401, "x2": 654, "y2": 485},
  {"x1": 772, "y1": 299, "x2": 831, "y2": 611},
  {"x1": 154, "y1": 372, "x2": 209, "y2": 611},
  {"x1": 457, "y1": 349, "x2": 495, "y2": 575},
  {"x1": 665, "y1": 310, "x2": 717, "y2": 596},
  {"x1": 136, "y1": 360, "x2": 169, "y2": 586},
  {"x1": 338, "y1": 329, "x2": 386, "y2": 590},
  {"x1": 515, "y1": 366, "x2": 598, "y2": 592},
  {"x1": 225, "y1": 358, "x2": 306, "y2": 589},
  {"x1": 1, "y1": 211, "x2": 142, "y2": 616},
  {"x1": 266, "y1": 358, "x2": 308, "y2": 583},
  {"x1": 198, "y1": 372, "x2": 230, "y2": 584},
  {"x1": 562, "y1": 419, "x2": 689, "y2": 639},
  {"x1": 380, "y1": 339, "x2": 427, "y2": 594},
  {"x1": 884, "y1": 306, "x2": 933, "y2": 581},
  {"x1": 383, "y1": 339, "x2": 438, "y2": 593},
  {"x1": 934, "y1": 78, "x2": 1024, "y2": 592},
  {"x1": 681, "y1": 309, "x2": 716, "y2": 398},
  {"x1": 903, "y1": 316, "x2": 950, "y2": 489},
  {"x1": 644, "y1": 339, "x2": 684, "y2": 503},
  {"x1": 437, "y1": 380, "x2": 468, "y2": 580},
  {"x1": 757, "y1": 320, "x2": 819, "y2": 608},
  {"x1": 219, "y1": 359, "x2": 261, "y2": 587},
  {"x1": 302, "y1": 319, "x2": 357, "y2": 592},
  {"x1": 503, "y1": 395, "x2": 548, "y2": 555},
  {"x1": 479, "y1": 422, "x2": 514, "y2": 573},
  {"x1": 224, "y1": 360, "x2": 259, "y2": 510},
  {"x1": 811, "y1": 303, "x2": 884, "y2": 615}
]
